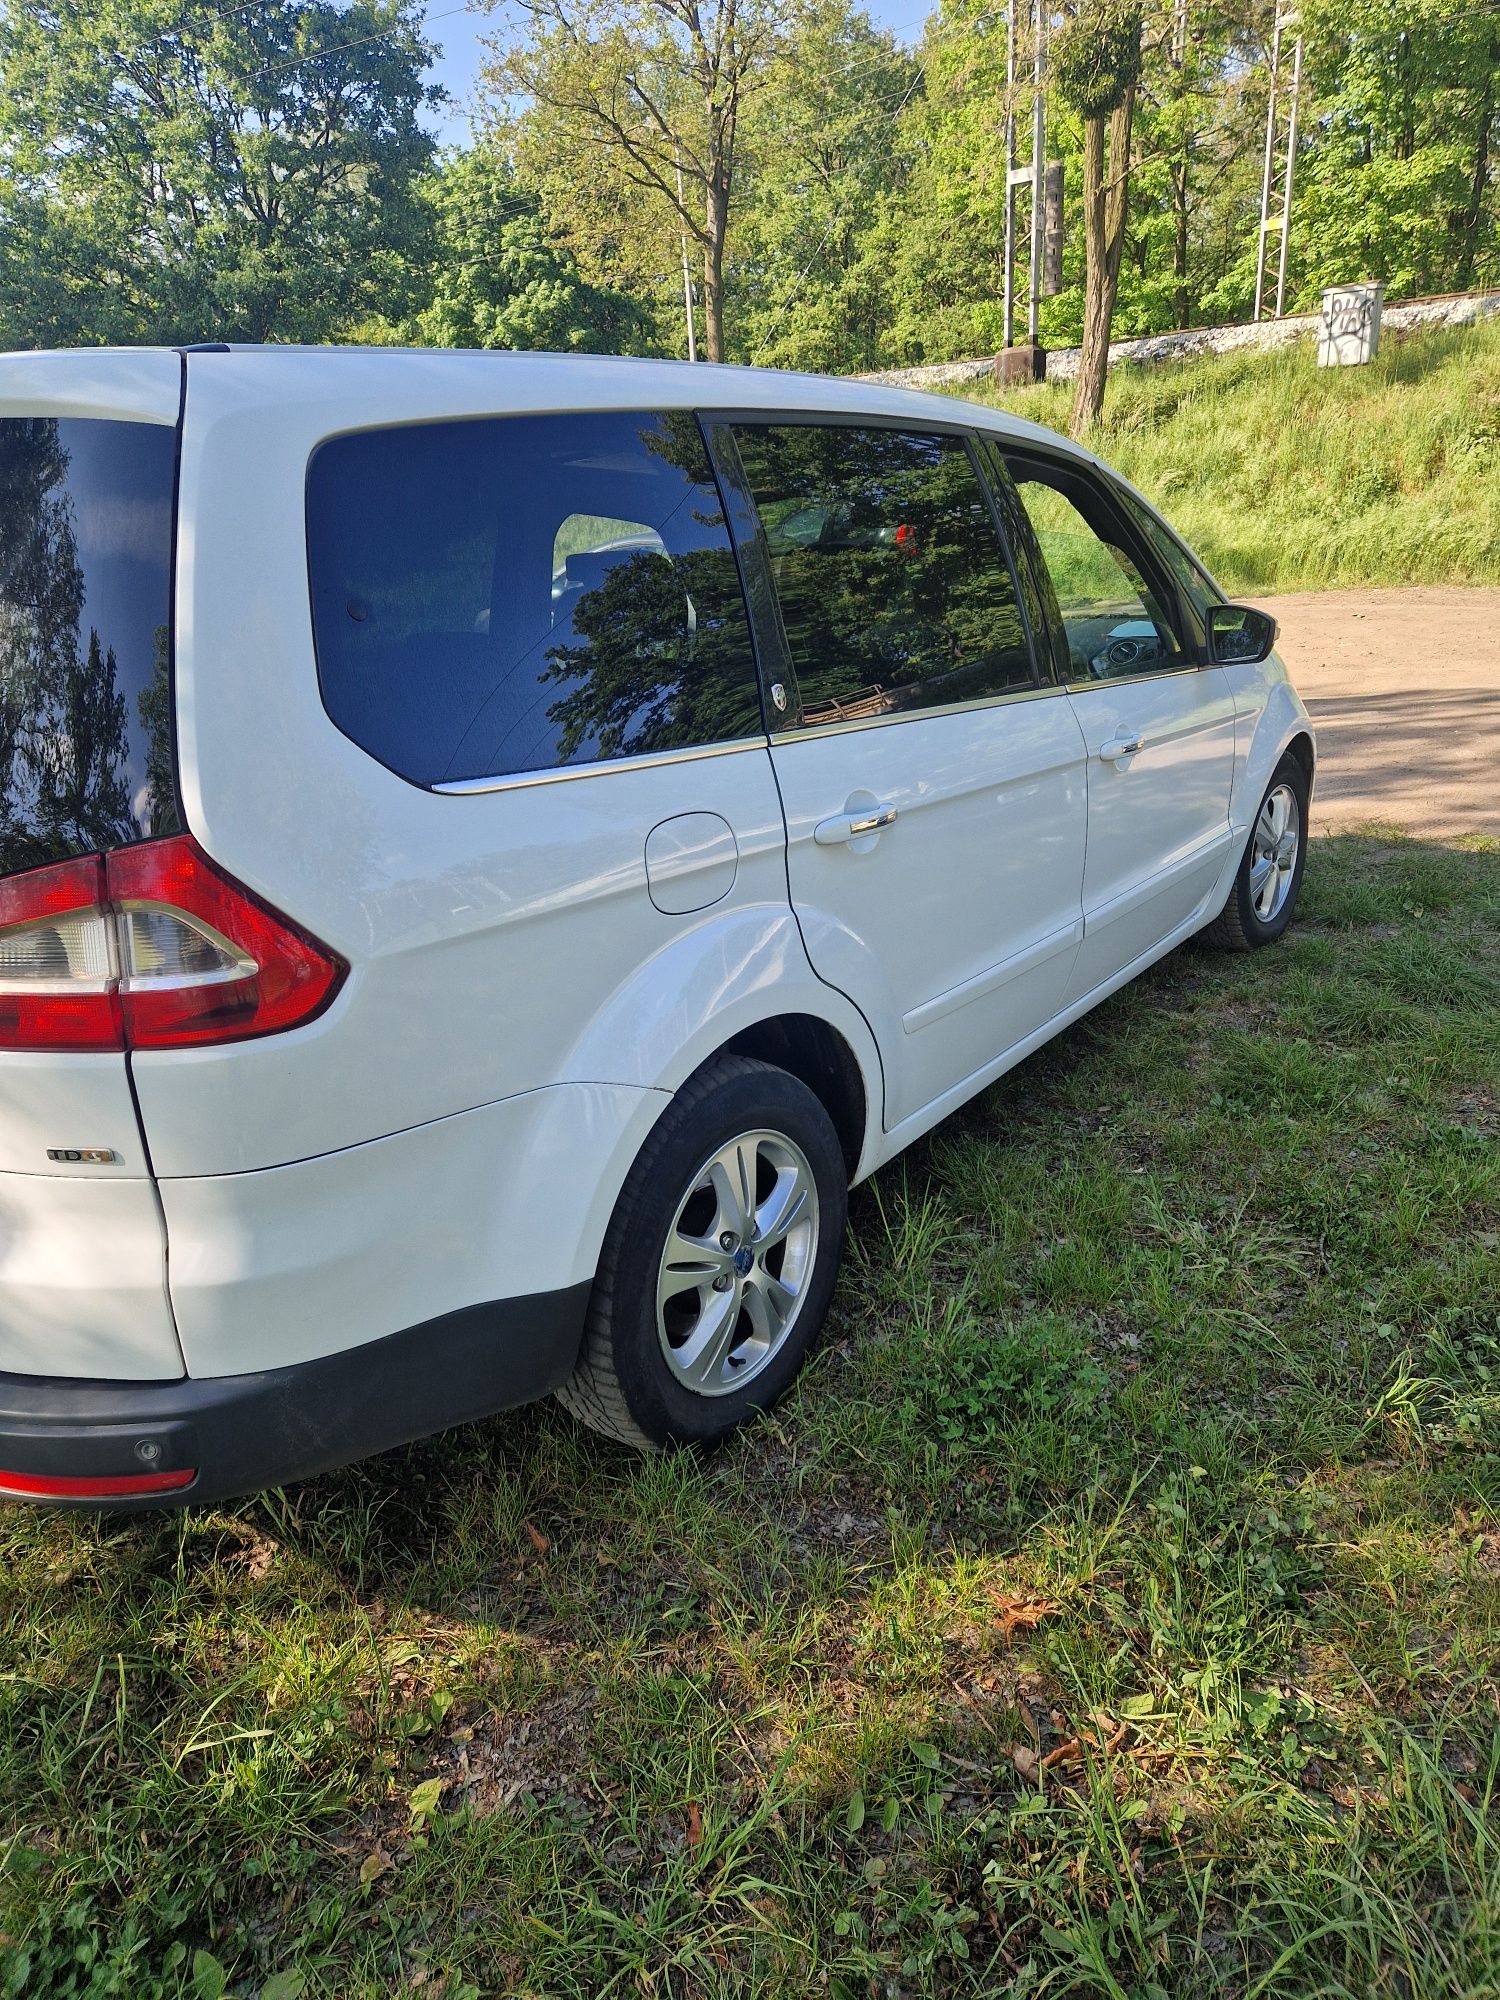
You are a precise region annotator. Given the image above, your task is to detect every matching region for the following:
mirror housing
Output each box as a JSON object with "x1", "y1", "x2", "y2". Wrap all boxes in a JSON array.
[{"x1": 1205, "y1": 602, "x2": 1278, "y2": 667}]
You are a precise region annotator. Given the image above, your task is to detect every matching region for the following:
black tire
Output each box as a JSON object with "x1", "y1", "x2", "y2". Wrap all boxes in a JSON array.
[
  {"x1": 555, "y1": 1054, "x2": 848, "y2": 1449},
  {"x1": 1202, "y1": 751, "x2": 1310, "y2": 952}
]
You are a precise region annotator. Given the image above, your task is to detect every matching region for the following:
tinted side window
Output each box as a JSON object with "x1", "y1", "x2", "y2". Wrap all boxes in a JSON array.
[
  {"x1": 1117, "y1": 487, "x2": 1220, "y2": 624},
  {"x1": 730, "y1": 424, "x2": 1034, "y2": 729},
  {"x1": 307, "y1": 411, "x2": 762, "y2": 787},
  {"x1": 0, "y1": 417, "x2": 179, "y2": 878},
  {"x1": 1006, "y1": 456, "x2": 1187, "y2": 683}
]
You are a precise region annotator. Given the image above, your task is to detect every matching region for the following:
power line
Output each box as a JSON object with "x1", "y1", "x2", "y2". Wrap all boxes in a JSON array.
[
  {"x1": 245, "y1": 1, "x2": 476, "y2": 83},
  {"x1": 751, "y1": 62, "x2": 928, "y2": 362}
]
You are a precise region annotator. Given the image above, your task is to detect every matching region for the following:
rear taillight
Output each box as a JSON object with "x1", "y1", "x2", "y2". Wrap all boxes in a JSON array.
[
  {"x1": 0, "y1": 855, "x2": 122, "y2": 1051},
  {"x1": 0, "y1": 838, "x2": 345, "y2": 1053}
]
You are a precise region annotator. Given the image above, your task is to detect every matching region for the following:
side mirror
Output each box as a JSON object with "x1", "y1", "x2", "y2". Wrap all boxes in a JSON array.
[{"x1": 1206, "y1": 602, "x2": 1278, "y2": 667}]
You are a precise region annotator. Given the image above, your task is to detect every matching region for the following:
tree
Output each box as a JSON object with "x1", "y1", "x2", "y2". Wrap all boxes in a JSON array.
[
  {"x1": 1289, "y1": 0, "x2": 1500, "y2": 303},
  {"x1": 731, "y1": 0, "x2": 917, "y2": 369},
  {"x1": 480, "y1": 0, "x2": 788, "y2": 361},
  {"x1": 407, "y1": 145, "x2": 650, "y2": 351},
  {"x1": 0, "y1": 0, "x2": 439, "y2": 347},
  {"x1": 1052, "y1": 0, "x2": 1144, "y2": 433}
]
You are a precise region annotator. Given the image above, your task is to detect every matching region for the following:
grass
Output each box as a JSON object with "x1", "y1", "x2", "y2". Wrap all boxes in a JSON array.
[
  {"x1": 3, "y1": 829, "x2": 1499, "y2": 1998},
  {"x1": 948, "y1": 316, "x2": 1500, "y2": 597}
]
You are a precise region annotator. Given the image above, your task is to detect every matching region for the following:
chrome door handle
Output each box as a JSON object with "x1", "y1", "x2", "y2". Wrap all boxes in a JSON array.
[
  {"x1": 1099, "y1": 735, "x2": 1144, "y2": 762},
  {"x1": 814, "y1": 804, "x2": 898, "y2": 846}
]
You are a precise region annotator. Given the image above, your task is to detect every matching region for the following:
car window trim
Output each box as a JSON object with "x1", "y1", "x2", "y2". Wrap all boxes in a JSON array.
[
  {"x1": 968, "y1": 437, "x2": 1059, "y2": 689},
  {"x1": 702, "y1": 409, "x2": 1050, "y2": 739},
  {"x1": 999, "y1": 443, "x2": 1206, "y2": 688},
  {"x1": 697, "y1": 417, "x2": 800, "y2": 730},
  {"x1": 431, "y1": 732, "x2": 771, "y2": 796}
]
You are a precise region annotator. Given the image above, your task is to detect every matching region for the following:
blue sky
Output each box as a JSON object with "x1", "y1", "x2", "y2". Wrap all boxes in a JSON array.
[{"x1": 420, "y1": 0, "x2": 931, "y2": 147}]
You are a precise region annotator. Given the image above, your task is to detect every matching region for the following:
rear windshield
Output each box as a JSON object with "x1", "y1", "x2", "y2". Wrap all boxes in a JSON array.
[{"x1": 0, "y1": 416, "x2": 180, "y2": 878}]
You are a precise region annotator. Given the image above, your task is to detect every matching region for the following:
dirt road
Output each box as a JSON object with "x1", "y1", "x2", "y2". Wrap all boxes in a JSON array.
[{"x1": 1256, "y1": 587, "x2": 1500, "y2": 840}]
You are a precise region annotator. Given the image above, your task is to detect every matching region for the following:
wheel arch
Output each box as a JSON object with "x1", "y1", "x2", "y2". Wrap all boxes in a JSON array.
[
  {"x1": 1283, "y1": 728, "x2": 1316, "y2": 787},
  {"x1": 716, "y1": 1013, "x2": 869, "y2": 1179}
]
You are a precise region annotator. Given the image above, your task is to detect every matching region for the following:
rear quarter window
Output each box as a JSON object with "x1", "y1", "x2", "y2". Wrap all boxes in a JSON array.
[
  {"x1": 0, "y1": 417, "x2": 179, "y2": 877},
  {"x1": 306, "y1": 411, "x2": 764, "y2": 788}
]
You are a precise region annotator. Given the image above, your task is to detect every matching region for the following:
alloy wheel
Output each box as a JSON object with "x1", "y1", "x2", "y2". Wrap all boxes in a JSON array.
[
  {"x1": 1249, "y1": 781, "x2": 1300, "y2": 923},
  {"x1": 655, "y1": 1128, "x2": 821, "y2": 1396}
]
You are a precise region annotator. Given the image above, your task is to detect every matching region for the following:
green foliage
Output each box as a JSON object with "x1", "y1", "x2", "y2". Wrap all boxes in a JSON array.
[
  {"x1": 732, "y1": 0, "x2": 918, "y2": 371},
  {"x1": 0, "y1": 0, "x2": 438, "y2": 348},
  {"x1": 402, "y1": 145, "x2": 648, "y2": 354},
  {"x1": 1051, "y1": 0, "x2": 1143, "y2": 123},
  {"x1": 0, "y1": 0, "x2": 1494, "y2": 372}
]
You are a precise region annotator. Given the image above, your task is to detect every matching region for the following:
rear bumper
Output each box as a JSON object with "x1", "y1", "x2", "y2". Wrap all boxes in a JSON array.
[{"x1": 0, "y1": 1281, "x2": 591, "y2": 1510}]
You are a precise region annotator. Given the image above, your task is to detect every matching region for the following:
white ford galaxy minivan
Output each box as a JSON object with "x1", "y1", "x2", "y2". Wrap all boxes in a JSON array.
[{"x1": 0, "y1": 346, "x2": 1313, "y2": 1506}]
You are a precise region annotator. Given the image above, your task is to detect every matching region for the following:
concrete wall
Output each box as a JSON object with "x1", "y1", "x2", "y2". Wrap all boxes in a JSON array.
[{"x1": 859, "y1": 290, "x2": 1500, "y2": 393}]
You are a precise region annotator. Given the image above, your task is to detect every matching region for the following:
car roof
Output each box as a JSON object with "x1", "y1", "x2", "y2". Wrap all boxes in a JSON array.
[{"x1": 0, "y1": 343, "x2": 1092, "y2": 464}]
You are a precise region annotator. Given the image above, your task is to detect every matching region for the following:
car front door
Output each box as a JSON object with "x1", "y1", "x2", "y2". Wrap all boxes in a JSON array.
[
  {"x1": 1001, "y1": 448, "x2": 1238, "y2": 1006},
  {"x1": 707, "y1": 417, "x2": 1089, "y2": 1134}
]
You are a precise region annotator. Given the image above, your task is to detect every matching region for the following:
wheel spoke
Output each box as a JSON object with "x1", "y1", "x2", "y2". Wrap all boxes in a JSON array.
[
  {"x1": 656, "y1": 1228, "x2": 723, "y2": 1312},
  {"x1": 758, "y1": 1268, "x2": 799, "y2": 1326},
  {"x1": 672, "y1": 1283, "x2": 742, "y2": 1389},
  {"x1": 707, "y1": 1151, "x2": 752, "y2": 1242},
  {"x1": 755, "y1": 1164, "x2": 810, "y2": 1248},
  {"x1": 740, "y1": 1274, "x2": 780, "y2": 1346}
]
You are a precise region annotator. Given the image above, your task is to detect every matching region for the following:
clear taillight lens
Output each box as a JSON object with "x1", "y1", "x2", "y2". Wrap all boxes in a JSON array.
[
  {"x1": 0, "y1": 840, "x2": 345, "y2": 1053},
  {"x1": 117, "y1": 905, "x2": 256, "y2": 985},
  {"x1": 0, "y1": 856, "x2": 122, "y2": 1050}
]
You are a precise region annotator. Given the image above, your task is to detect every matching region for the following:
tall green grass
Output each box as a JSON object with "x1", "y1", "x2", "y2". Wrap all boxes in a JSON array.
[{"x1": 952, "y1": 317, "x2": 1500, "y2": 596}]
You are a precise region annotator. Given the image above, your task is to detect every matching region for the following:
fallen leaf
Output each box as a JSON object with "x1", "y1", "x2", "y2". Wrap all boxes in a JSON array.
[
  {"x1": 358, "y1": 1840, "x2": 390, "y2": 1888},
  {"x1": 1010, "y1": 1744, "x2": 1041, "y2": 1784},
  {"x1": 524, "y1": 1521, "x2": 550, "y2": 1555},
  {"x1": 686, "y1": 1802, "x2": 703, "y2": 1847},
  {"x1": 1041, "y1": 1716, "x2": 1131, "y2": 1771},
  {"x1": 995, "y1": 1597, "x2": 1060, "y2": 1645},
  {"x1": 1041, "y1": 1736, "x2": 1085, "y2": 1771}
]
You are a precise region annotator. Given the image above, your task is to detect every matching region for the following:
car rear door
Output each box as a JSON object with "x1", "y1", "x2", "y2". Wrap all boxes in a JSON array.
[
  {"x1": 0, "y1": 360, "x2": 185, "y2": 1379},
  {"x1": 707, "y1": 417, "x2": 1088, "y2": 1134},
  {"x1": 999, "y1": 446, "x2": 1237, "y2": 1004}
]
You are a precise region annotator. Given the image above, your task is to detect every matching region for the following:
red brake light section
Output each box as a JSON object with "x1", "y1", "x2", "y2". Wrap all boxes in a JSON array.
[
  {"x1": 0, "y1": 837, "x2": 345, "y2": 1053},
  {"x1": 107, "y1": 836, "x2": 345, "y2": 1049}
]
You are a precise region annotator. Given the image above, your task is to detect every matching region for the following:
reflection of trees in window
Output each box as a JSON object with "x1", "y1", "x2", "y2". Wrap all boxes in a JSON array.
[
  {"x1": 32, "y1": 626, "x2": 135, "y2": 855},
  {"x1": 0, "y1": 418, "x2": 142, "y2": 873},
  {"x1": 539, "y1": 546, "x2": 761, "y2": 763},
  {"x1": 137, "y1": 626, "x2": 180, "y2": 840},
  {"x1": 734, "y1": 425, "x2": 1031, "y2": 723}
]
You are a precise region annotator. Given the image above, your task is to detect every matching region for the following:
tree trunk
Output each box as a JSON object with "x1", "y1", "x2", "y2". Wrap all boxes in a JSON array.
[
  {"x1": 1070, "y1": 86, "x2": 1135, "y2": 437},
  {"x1": 1171, "y1": 154, "x2": 1190, "y2": 329},
  {"x1": 1455, "y1": 48, "x2": 1495, "y2": 290},
  {"x1": 702, "y1": 176, "x2": 728, "y2": 361}
]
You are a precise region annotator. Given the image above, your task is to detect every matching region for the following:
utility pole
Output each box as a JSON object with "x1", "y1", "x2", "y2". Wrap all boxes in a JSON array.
[
  {"x1": 1027, "y1": 0, "x2": 1044, "y2": 346},
  {"x1": 674, "y1": 147, "x2": 697, "y2": 362},
  {"x1": 1252, "y1": 10, "x2": 1282, "y2": 321},
  {"x1": 1002, "y1": 3, "x2": 1016, "y2": 348},
  {"x1": 1274, "y1": 30, "x2": 1303, "y2": 319}
]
